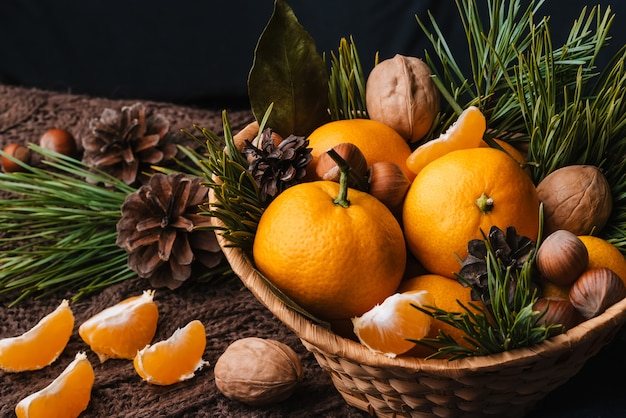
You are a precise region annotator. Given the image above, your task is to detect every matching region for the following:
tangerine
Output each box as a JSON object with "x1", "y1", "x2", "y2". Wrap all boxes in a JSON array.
[
  {"x1": 405, "y1": 106, "x2": 486, "y2": 175},
  {"x1": 578, "y1": 235, "x2": 626, "y2": 287},
  {"x1": 305, "y1": 118, "x2": 415, "y2": 181},
  {"x1": 253, "y1": 180, "x2": 406, "y2": 321},
  {"x1": 403, "y1": 147, "x2": 540, "y2": 278},
  {"x1": 398, "y1": 274, "x2": 483, "y2": 356},
  {"x1": 15, "y1": 352, "x2": 94, "y2": 418},
  {"x1": 133, "y1": 319, "x2": 208, "y2": 386},
  {"x1": 352, "y1": 290, "x2": 434, "y2": 358},
  {"x1": 78, "y1": 289, "x2": 158, "y2": 362},
  {"x1": 479, "y1": 138, "x2": 530, "y2": 175},
  {"x1": 0, "y1": 299, "x2": 74, "y2": 372}
]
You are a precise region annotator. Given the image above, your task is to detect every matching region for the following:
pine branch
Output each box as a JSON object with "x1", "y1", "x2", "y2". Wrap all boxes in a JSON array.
[{"x1": 0, "y1": 145, "x2": 136, "y2": 304}]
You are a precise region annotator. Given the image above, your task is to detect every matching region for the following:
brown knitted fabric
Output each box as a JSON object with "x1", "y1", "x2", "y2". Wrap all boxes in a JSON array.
[{"x1": 0, "y1": 84, "x2": 366, "y2": 418}]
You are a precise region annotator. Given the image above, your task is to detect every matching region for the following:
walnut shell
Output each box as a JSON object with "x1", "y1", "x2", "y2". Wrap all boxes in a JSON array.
[
  {"x1": 366, "y1": 54, "x2": 440, "y2": 143},
  {"x1": 214, "y1": 337, "x2": 303, "y2": 406},
  {"x1": 536, "y1": 165, "x2": 613, "y2": 236}
]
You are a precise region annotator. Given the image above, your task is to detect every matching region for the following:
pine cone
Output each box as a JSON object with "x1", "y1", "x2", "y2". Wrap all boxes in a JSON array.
[
  {"x1": 243, "y1": 128, "x2": 312, "y2": 204},
  {"x1": 82, "y1": 103, "x2": 178, "y2": 185},
  {"x1": 116, "y1": 172, "x2": 223, "y2": 290},
  {"x1": 458, "y1": 225, "x2": 537, "y2": 307}
]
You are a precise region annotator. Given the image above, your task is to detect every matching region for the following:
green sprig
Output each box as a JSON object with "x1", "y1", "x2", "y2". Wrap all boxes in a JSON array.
[
  {"x1": 413, "y1": 229, "x2": 556, "y2": 359},
  {"x1": 327, "y1": 36, "x2": 373, "y2": 120},
  {"x1": 418, "y1": 0, "x2": 626, "y2": 253},
  {"x1": 0, "y1": 145, "x2": 136, "y2": 304}
]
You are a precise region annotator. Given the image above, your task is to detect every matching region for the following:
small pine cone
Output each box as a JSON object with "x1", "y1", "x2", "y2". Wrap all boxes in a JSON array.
[
  {"x1": 243, "y1": 128, "x2": 312, "y2": 204},
  {"x1": 82, "y1": 103, "x2": 178, "y2": 185},
  {"x1": 116, "y1": 172, "x2": 224, "y2": 290},
  {"x1": 458, "y1": 226, "x2": 537, "y2": 307}
]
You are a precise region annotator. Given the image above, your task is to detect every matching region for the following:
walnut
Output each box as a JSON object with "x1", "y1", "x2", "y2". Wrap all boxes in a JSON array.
[
  {"x1": 536, "y1": 165, "x2": 613, "y2": 236},
  {"x1": 365, "y1": 54, "x2": 440, "y2": 143},
  {"x1": 214, "y1": 337, "x2": 303, "y2": 406}
]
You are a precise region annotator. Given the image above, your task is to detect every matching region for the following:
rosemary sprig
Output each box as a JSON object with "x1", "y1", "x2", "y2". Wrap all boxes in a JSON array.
[
  {"x1": 327, "y1": 36, "x2": 373, "y2": 120},
  {"x1": 413, "y1": 229, "x2": 555, "y2": 359},
  {"x1": 183, "y1": 109, "x2": 267, "y2": 250},
  {"x1": 0, "y1": 145, "x2": 136, "y2": 305}
]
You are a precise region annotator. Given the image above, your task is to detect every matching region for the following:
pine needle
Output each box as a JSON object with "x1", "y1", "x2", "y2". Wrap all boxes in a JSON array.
[
  {"x1": 327, "y1": 36, "x2": 373, "y2": 120},
  {"x1": 0, "y1": 145, "x2": 136, "y2": 305}
]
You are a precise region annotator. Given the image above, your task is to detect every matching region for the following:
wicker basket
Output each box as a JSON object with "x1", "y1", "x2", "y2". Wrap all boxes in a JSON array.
[{"x1": 213, "y1": 218, "x2": 626, "y2": 417}]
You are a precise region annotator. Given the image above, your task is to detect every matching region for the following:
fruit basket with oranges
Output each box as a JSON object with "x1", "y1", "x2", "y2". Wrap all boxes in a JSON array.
[{"x1": 200, "y1": 0, "x2": 626, "y2": 416}]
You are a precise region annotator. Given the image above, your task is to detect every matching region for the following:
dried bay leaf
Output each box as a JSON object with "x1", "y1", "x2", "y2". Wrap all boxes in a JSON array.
[{"x1": 248, "y1": 0, "x2": 330, "y2": 138}]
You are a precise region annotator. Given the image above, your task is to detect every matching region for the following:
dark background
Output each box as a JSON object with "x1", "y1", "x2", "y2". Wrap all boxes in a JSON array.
[{"x1": 1, "y1": 1, "x2": 624, "y2": 108}]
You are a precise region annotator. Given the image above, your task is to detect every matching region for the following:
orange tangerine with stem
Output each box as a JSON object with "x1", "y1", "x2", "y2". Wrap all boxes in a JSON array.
[
  {"x1": 133, "y1": 319, "x2": 208, "y2": 385},
  {"x1": 403, "y1": 147, "x2": 540, "y2": 278},
  {"x1": 15, "y1": 352, "x2": 94, "y2": 418},
  {"x1": 406, "y1": 105, "x2": 486, "y2": 175},
  {"x1": 79, "y1": 289, "x2": 158, "y2": 362},
  {"x1": 0, "y1": 299, "x2": 74, "y2": 372},
  {"x1": 352, "y1": 290, "x2": 434, "y2": 357},
  {"x1": 253, "y1": 149, "x2": 406, "y2": 321}
]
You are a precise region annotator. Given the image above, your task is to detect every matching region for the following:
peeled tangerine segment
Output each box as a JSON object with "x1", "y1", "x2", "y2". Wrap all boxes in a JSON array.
[
  {"x1": 78, "y1": 289, "x2": 158, "y2": 362},
  {"x1": 15, "y1": 352, "x2": 95, "y2": 418},
  {"x1": 133, "y1": 319, "x2": 208, "y2": 386},
  {"x1": 406, "y1": 105, "x2": 486, "y2": 175},
  {"x1": 0, "y1": 299, "x2": 74, "y2": 372},
  {"x1": 352, "y1": 290, "x2": 434, "y2": 358}
]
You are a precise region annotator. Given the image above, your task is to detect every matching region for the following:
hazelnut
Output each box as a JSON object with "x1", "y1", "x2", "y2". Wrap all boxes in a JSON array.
[
  {"x1": 367, "y1": 161, "x2": 411, "y2": 214},
  {"x1": 315, "y1": 143, "x2": 368, "y2": 189},
  {"x1": 214, "y1": 337, "x2": 303, "y2": 406},
  {"x1": 40, "y1": 128, "x2": 78, "y2": 158},
  {"x1": 536, "y1": 230, "x2": 589, "y2": 286},
  {"x1": 533, "y1": 297, "x2": 581, "y2": 333},
  {"x1": 569, "y1": 267, "x2": 626, "y2": 319},
  {"x1": 1, "y1": 143, "x2": 31, "y2": 172}
]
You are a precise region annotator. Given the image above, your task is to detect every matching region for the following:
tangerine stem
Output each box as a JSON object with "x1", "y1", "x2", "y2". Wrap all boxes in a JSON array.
[
  {"x1": 326, "y1": 148, "x2": 351, "y2": 208},
  {"x1": 476, "y1": 192, "x2": 494, "y2": 214}
]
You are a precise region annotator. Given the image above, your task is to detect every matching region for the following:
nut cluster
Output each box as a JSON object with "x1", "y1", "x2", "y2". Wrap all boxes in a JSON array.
[
  {"x1": 315, "y1": 142, "x2": 410, "y2": 217},
  {"x1": 536, "y1": 229, "x2": 626, "y2": 327}
]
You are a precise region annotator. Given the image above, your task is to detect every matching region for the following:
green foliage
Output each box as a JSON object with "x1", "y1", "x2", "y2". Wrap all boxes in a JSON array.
[
  {"x1": 413, "y1": 229, "x2": 556, "y2": 359},
  {"x1": 248, "y1": 0, "x2": 330, "y2": 138},
  {"x1": 0, "y1": 145, "x2": 136, "y2": 304},
  {"x1": 183, "y1": 110, "x2": 267, "y2": 251},
  {"x1": 417, "y1": 0, "x2": 626, "y2": 252},
  {"x1": 327, "y1": 36, "x2": 372, "y2": 120}
]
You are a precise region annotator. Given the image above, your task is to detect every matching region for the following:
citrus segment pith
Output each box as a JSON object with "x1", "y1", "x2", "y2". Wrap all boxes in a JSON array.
[
  {"x1": 79, "y1": 289, "x2": 158, "y2": 362},
  {"x1": 306, "y1": 118, "x2": 415, "y2": 181},
  {"x1": 15, "y1": 352, "x2": 94, "y2": 418},
  {"x1": 406, "y1": 105, "x2": 486, "y2": 175},
  {"x1": 133, "y1": 319, "x2": 208, "y2": 386},
  {"x1": 0, "y1": 299, "x2": 74, "y2": 372},
  {"x1": 352, "y1": 290, "x2": 434, "y2": 358},
  {"x1": 253, "y1": 180, "x2": 406, "y2": 320},
  {"x1": 402, "y1": 147, "x2": 540, "y2": 278}
]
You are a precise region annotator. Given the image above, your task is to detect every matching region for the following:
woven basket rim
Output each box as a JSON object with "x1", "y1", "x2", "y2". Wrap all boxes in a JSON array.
[{"x1": 214, "y1": 218, "x2": 626, "y2": 375}]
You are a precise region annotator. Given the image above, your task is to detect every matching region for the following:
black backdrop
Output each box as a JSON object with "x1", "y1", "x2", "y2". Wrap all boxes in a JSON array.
[{"x1": 1, "y1": 1, "x2": 624, "y2": 107}]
